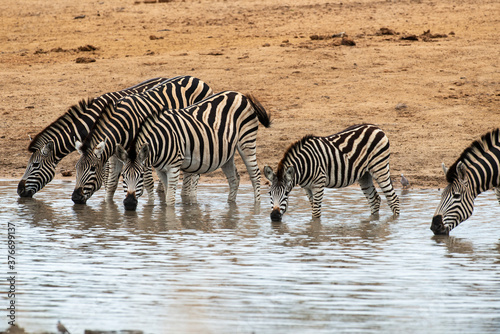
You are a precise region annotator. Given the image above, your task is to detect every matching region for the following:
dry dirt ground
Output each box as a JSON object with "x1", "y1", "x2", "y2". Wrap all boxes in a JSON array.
[{"x1": 1, "y1": 0, "x2": 499, "y2": 190}]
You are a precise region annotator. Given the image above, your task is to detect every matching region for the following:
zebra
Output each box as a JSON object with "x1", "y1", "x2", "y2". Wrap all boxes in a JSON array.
[
  {"x1": 17, "y1": 77, "x2": 168, "y2": 198},
  {"x1": 72, "y1": 75, "x2": 213, "y2": 204},
  {"x1": 116, "y1": 91, "x2": 272, "y2": 210},
  {"x1": 432, "y1": 128, "x2": 500, "y2": 235},
  {"x1": 263, "y1": 124, "x2": 400, "y2": 221}
]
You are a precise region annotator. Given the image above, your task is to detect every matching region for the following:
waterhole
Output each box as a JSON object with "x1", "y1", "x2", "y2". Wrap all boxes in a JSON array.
[{"x1": 1, "y1": 180, "x2": 499, "y2": 333}]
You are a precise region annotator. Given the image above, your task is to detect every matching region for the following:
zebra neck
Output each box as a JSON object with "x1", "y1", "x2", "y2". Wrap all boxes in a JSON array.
[
  {"x1": 474, "y1": 176, "x2": 498, "y2": 196},
  {"x1": 29, "y1": 104, "x2": 100, "y2": 160},
  {"x1": 465, "y1": 158, "x2": 500, "y2": 196},
  {"x1": 30, "y1": 133, "x2": 70, "y2": 162}
]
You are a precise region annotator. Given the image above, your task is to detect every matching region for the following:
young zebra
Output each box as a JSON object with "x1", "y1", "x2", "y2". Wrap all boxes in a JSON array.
[
  {"x1": 72, "y1": 76, "x2": 213, "y2": 204},
  {"x1": 17, "y1": 77, "x2": 167, "y2": 198},
  {"x1": 432, "y1": 129, "x2": 500, "y2": 235},
  {"x1": 264, "y1": 124, "x2": 400, "y2": 221},
  {"x1": 116, "y1": 91, "x2": 271, "y2": 210}
]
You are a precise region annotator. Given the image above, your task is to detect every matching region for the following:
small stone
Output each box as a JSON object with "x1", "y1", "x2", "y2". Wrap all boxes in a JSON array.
[
  {"x1": 395, "y1": 103, "x2": 407, "y2": 110},
  {"x1": 75, "y1": 57, "x2": 96, "y2": 63}
]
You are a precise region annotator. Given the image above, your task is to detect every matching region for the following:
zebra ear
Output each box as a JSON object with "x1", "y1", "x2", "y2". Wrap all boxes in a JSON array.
[
  {"x1": 441, "y1": 162, "x2": 448, "y2": 176},
  {"x1": 137, "y1": 143, "x2": 150, "y2": 165},
  {"x1": 285, "y1": 166, "x2": 295, "y2": 183},
  {"x1": 115, "y1": 144, "x2": 128, "y2": 163},
  {"x1": 41, "y1": 141, "x2": 54, "y2": 156},
  {"x1": 94, "y1": 139, "x2": 106, "y2": 159},
  {"x1": 456, "y1": 161, "x2": 468, "y2": 183},
  {"x1": 75, "y1": 140, "x2": 84, "y2": 155},
  {"x1": 263, "y1": 166, "x2": 275, "y2": 181}
]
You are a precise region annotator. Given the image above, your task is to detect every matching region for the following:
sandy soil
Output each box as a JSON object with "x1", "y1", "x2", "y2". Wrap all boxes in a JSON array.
[{"x1": 1, "y1": 0, "x2": 499, "y2": 190}]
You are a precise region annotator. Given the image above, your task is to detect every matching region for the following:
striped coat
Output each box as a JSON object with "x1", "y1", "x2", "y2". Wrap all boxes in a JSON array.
[
  {"x1": 117, "y1": 91, "x2": 271, "y2": 209},
  {"x1": 17, "y1": 77, "x2": 167, "y2": 197},
  {"x1": 264, "y1": 124, "x2": 400, "y2": 220},
  {"x1": 432, "y1": 128, "x2": 500, "y2": 234},
  {"x1": 72, "y1": 76, "x2": 213, "y2": 204}
]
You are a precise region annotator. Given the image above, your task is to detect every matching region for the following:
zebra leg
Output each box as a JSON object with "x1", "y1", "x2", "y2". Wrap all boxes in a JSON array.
[
  {"x1": 236, "y1": 145, "x2": 261, "y2": 203},
  {"x1": 221, "y1": 157, "x2": 240, "y2": 203},
  {"x1": 162, "y1": 167, "x2": 180, "y2": 206},
  {"x1": 157, "y1": 178, "x2": 165, "y2": 195},
  {"x1": 310, "y1": 181, "x2": 326, "y2": 218},
  {"x1": 181, "y1": 172, "x2": 199, "y2": 199},
  {"x1": 305, "y1": 188, "x2": 314, "y2": 206},
  {"x1": 156, "y1": 170, "x2": 169, "y2": 203},
  {"x1": 358, "y1": 171, "x2": 381, "y2": 215},
  {"x1": 371, "y1": 167, "x2": 400, "y2": 216},
  {"x1": 144, "y1": 166, "x2": 155, "y2": 204},
  {"x1": 191, "y1": 174, "x2": 200, "y2": 196},
  {"x1": 495, "y1": 187, "x2": 500, "y2": 204},
  {"x1": 105, "y1": 155, "x2": 123, "y2": 202}
]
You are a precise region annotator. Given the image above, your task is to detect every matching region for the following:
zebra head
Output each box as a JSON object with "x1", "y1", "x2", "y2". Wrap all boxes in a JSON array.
[
  {"x1": 432, "y1": 161, "x2": 475, "y2": 235},
  {"x1": 264, "y1": 165, "x2": 295, "y2": 222},
  {"x1": 18, "y1": 141, "x2": 56, "y2": 197},
  {"x1": 72, "y1": 139, "x2": 107, "y2": 204},
  {"x1": 116, "y1": 143, "x2": 149, "y2": 211}
]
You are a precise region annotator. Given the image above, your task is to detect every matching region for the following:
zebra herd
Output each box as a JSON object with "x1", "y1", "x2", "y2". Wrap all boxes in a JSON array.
[{"x1": 17, "y1": 76, "x2": 500, "y2": 235}]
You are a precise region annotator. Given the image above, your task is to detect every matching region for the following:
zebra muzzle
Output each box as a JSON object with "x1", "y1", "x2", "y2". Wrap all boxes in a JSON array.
[
  {"x1": 123, "y1": 192, "x2": 138, "y2": 211},
  {"x1": 17, "y1": 180, "x2": 34, "y2": 198},
  {"x1": 72, "y1": 188, "x2": 87, "y2": 204},
  {"x1": 430, "y1": 215, "x2": 449, "y2": 235},
  {"x1": 270, "y1": 207, "x2": 282, "y2": 222}
]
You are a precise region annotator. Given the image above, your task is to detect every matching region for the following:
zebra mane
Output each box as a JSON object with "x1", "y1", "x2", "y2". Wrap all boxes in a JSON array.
[
  {"x1": 446, "y1": 128, "x2": 500, "y2": 183},
  {"x1": 28, "y1": 98, "x2": 94, "y2": 152},
  {"x1": 276, "y1": 134, "x2": 315, "y2": 179},
  {"x1": 79, "y1": 100, "x2": 117, "y2": 153},
  {"x1": 126, "y1": 140, "x2": 138, "y2": 161}
]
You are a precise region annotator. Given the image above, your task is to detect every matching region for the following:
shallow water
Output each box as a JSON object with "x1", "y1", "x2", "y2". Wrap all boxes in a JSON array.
[{"x1": 1, "y1": 180, "x2": 499, "y2": 333}]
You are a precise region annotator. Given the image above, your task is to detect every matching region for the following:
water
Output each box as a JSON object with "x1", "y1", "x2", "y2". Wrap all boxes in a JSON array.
[{"x1": 1, "y1": 180, "x2": 499, "y2": 333}]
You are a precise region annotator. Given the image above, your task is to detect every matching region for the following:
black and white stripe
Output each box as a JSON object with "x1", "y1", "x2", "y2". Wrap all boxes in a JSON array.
[
  {"x1": 72, "y1": 75, "x2": 213, "y2": 204},
  {"x1": 432, "y1": 128, "x2": 500, "y2": 235},
  {"x1": 117, "y1": 91, "x2": 271, "y2": 209},
  {"x1": 17, "y1": 77, "x2": 167, "y2": 198},
  {"x1": 264, "y1": 124, "x2": 400, "y2": 221}
]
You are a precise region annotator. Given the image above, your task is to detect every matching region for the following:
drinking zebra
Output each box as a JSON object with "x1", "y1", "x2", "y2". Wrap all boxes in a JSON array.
[
  {"x1": 116, "y1": 91, "x2": 272, "y2": 210},
  {"x1": 432, "y1": 129, "x2": 500, "y2": 235},
  {"x1": 264, "y1": 124, "x2": 400, "y2": 221},
  {"x1": 72, "y1": 75, "x2": 213, "y2": 204},
  {"x1": 17, "y1": 77, "x2": 167, "y2": 198}
]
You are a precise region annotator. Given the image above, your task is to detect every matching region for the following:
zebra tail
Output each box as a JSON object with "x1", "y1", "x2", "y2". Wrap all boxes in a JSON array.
[{"x1": 246, "y1": 94, "x2": 272, "y2": 128}]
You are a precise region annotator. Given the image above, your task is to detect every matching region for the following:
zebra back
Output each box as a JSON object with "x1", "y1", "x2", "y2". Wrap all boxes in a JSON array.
[
  {"x1": 146, "y1": 91, "x2": 270, "y2": 173},
  {"x1": 80, "y1": 76, "x2": 214, "y2": 159},
  {"x1": 278, "y1": 124, "x2": 390, "y2": 188}
]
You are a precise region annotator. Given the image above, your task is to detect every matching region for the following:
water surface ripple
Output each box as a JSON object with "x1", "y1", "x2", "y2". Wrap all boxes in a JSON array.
[{"x1": 0, "y1": 180, "x2": 499, "y2": 333}]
